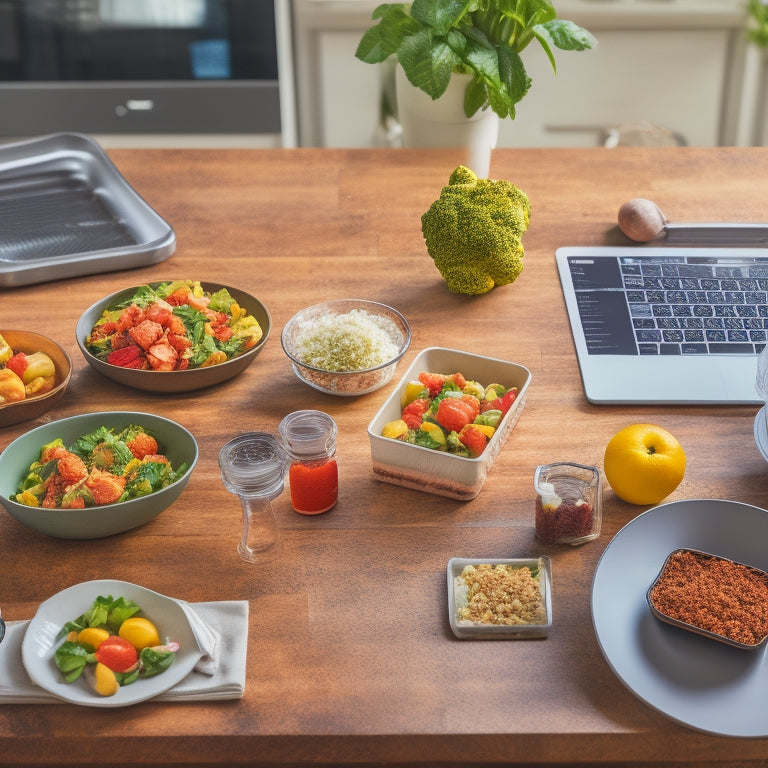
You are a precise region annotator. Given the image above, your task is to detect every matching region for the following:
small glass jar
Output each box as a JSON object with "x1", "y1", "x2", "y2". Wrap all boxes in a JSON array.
[
  {"x1": 279, "y1": 410, "x2": 338, "y2": 515},
  {"x1": 533, "y1": 462, "x2": 601, "y2": 546},
  {"x1": 219, "y1": 432, "x2": 287, "y2": 563}
]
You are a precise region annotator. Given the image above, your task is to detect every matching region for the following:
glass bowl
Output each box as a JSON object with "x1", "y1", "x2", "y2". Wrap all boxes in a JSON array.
[{"x1": 281, "y1": 299, "x2": 410, "y2": 396}]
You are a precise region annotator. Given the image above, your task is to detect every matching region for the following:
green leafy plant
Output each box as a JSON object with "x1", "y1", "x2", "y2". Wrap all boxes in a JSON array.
[
  {"x1": 355, "y1": 0, "x2": 596, "y2": 119},
  {"x1": 747, "y1": 0, "x2": 768, "y2": 47}
]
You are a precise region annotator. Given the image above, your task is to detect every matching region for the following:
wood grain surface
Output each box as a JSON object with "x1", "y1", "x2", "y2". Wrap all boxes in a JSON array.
[{"x1": 2, "y1": 146, "x2": 768, "y2": 767}]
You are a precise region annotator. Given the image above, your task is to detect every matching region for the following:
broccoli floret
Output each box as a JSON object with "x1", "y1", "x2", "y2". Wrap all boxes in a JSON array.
[{"x1": 421, "y1": 166, "x2": 530, "y2": 295}]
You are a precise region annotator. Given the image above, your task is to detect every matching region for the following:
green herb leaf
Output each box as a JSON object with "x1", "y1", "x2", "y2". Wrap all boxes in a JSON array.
[
  {"x1": 355, "y1": 0, "x2": 594, "y2": 119},
  {"x1": 398, "y1": 29, "x2": 460, "y2": 98},
  {"x1": 538, "y1": 19, "x2": 596, "y2": 51}
]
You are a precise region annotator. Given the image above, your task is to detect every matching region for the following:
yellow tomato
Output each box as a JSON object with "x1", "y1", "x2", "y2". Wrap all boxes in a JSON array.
[
  {"x1": 603, "y1": 423, "x2": 686, "y2": 505},
  {"x1": 91, "y1": 662, "x2": 119, "y2": 697},
  {"x1": 119, "y1": 617, "x2": 161, "y2": 650},
  {"x1": 77, "y1": 627, "x2": 111, "y2": 651}
]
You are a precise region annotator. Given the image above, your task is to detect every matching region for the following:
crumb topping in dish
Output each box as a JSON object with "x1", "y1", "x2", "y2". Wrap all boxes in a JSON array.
[{"x1": 456, "y1": 563, "x2": 545, "y2": 625}]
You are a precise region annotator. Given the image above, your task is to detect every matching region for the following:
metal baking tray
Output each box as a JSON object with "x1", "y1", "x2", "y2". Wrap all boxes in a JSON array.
[{"x1": 0, "y1": 133, "x2": 175, "y2": 288}]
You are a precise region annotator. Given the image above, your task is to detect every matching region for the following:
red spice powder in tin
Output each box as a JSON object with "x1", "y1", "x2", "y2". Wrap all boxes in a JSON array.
[
  {"x1": 648, "y1": 549, "x2": 768, "y2": 646},
  {"x1": 535, "y1": 496, "x2": 594, "y2": 544}
]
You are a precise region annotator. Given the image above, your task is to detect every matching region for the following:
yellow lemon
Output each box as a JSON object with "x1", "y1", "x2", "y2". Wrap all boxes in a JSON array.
[
  {"x1": 603, "y1": 423, "x2": 686, "y2": 505},
  {"x1": 118, "y1": 617, "x2": 161, "y2": 650}
]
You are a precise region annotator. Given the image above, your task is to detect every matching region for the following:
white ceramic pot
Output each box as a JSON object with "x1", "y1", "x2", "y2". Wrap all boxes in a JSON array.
[{"x1": 395, "y1": 66, "x2": 499, "y2": 178}]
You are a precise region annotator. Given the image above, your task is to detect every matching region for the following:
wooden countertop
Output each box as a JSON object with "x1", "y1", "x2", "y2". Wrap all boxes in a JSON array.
[{"x1": 2, "y1": 146, "x2": 768, "y2": 767}]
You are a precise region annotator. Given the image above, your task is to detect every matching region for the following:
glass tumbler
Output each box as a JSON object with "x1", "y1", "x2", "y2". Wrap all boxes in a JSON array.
[
  {"x1": 533, "y1": 462, "x2": 602, "y2": 546},
  {"x1": 279, "y1": 410, "x2": 338, "y2": 515},
  {"x1": 219, "y1": 432, "x2": 288, "y2": 563}
]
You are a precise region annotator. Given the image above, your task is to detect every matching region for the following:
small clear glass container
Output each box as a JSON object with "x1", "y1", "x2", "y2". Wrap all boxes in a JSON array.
[
  {"x1": 219, "y1": 432, "x2": 288, "y2": 563},
  {"x1": 279, "y1": 410, "x2": 338, "y2": 515},
  {"x1": 533, "y1": 462, "x2": 601, "y2": 546}
]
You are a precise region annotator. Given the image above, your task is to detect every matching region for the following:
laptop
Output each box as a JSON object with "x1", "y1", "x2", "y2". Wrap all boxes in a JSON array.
[{"x1": 556, "y1": 246, "x2": 767, "y2": 404}]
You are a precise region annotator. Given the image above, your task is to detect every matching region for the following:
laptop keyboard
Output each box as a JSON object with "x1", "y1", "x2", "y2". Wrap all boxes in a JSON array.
[{"x1": 566, "y1": 254, "x2": 768, "y2": 356}]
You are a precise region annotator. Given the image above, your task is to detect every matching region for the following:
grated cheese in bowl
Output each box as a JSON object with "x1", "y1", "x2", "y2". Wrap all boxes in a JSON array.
[
  {"x1": 293, "y1": 309, "x2": 400, "y2": 372},
  {"x1": 281, "y1": 300, "x2": 411, "y2": 395}
]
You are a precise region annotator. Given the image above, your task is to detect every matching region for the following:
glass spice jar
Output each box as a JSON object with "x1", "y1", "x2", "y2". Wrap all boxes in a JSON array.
[
  {"x1": 533, "y1": 462, "x2": 602, "y2": 546},
  {"x1": 279, "y1": 410, "x2": 338, "y2": 515}
]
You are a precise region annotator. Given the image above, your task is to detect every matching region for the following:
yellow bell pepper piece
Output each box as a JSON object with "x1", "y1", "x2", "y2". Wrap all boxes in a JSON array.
[
  {"x1": 401, "y1": 380, "x2": 426, "y2": 407},
  {"x1": 382, "y1": 419, "x2": 409, "y2": 439},
  {"x1": 471, "y1": 423, "x2": 496, "y2": 439},
  {"x1": 0, "y1": 333, "x2": 12, "y2": 364}
]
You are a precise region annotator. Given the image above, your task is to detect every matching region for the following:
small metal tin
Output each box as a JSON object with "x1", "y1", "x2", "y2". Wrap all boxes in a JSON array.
[{"x1": 647, "y1": 548, "x2": 768, "y2": 650}]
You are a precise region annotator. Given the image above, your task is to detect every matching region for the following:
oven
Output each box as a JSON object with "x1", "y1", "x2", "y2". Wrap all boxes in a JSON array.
[{"x1": 0, "y1": 0, "x2": 292, "y2": 144}]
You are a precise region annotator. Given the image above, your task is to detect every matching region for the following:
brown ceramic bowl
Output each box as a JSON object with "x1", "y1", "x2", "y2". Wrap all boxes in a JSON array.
[
  {"x1": 0, "y1": 330, "x2": 72, "y2": 428},
  {"x1": 75, "y1": 281, "x2": 271, "y2": 393}
]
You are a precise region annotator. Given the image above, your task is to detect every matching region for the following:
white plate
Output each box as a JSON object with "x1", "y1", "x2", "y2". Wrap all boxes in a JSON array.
[
  {"x1": 592, "y1": 499, "x2": 768, "y2": 736},
  {"x1": 22, "y1": 580, "x2": 203, "y2": 707},
  {"x1": 754, "y1": 406, "x2": 768, "y2": 461}
]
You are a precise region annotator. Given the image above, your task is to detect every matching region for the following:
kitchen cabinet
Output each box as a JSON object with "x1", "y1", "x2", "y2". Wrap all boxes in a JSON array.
[{"x1": 290, "y1": 0, "x2": 756, "y2": 147}]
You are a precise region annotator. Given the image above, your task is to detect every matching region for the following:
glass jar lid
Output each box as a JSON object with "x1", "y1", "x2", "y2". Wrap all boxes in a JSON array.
[{"x1": 278, "y1": 410, "x2": 337, "y2": 460}]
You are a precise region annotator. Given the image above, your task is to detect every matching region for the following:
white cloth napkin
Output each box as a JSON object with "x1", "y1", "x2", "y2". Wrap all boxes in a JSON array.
[{"x1": 0, "y1": 600, "x2": 248, "y2": 703}]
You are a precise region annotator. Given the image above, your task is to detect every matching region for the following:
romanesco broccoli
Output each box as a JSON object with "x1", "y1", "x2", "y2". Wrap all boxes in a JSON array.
[{"x1": 421, "y1": 166, "x2": 530, "y2": 295}]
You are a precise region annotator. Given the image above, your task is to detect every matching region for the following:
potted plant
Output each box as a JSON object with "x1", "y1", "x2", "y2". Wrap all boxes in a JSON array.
[{"x1": 355, "y1": 0, "x2": 596, "y2": 175}]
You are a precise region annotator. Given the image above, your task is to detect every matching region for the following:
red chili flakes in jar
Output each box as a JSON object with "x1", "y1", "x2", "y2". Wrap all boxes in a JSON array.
[
  {"x1": 648, "y1": 549, "x2": 768, "y2": 646},
  {"x1": 535, "y1": 497, "x2": 594, "y2": 544}
]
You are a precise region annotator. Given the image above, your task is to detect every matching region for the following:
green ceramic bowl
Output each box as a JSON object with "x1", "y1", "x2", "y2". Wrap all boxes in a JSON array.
[{"x1": 0, "y1": 411, "x2": 197, "y2": 539}]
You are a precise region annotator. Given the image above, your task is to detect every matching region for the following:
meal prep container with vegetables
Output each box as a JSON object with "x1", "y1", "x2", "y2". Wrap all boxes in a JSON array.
[{"x1": 367, "y1": 347, "x2": 531, "y2": 500}]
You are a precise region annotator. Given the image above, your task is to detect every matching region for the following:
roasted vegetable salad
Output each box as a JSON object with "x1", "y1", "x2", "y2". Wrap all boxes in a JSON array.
[
  {"x1": 12, "y1": 424, "x2": 188, "y2": 509},
  {"x1": 85, "y1": 280, "x2": 263, "y2": 371},
  {"x1": 381, "y1": 371, "x2": 517, "y2": 457}
]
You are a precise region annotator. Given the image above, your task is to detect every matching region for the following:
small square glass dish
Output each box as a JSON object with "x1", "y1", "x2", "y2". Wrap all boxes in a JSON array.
[
  {"x1": 533, "y1": 462, "x2": 602, "y2": 546},
  {"x1": 647, "y1": 548, "x2": 768, "y2": 650},
  {"x1": 447, "y1": 557, "x2": 552, "y2": 640}
]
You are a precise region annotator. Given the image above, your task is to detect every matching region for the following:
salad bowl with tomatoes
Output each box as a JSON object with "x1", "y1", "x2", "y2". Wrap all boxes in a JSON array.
[
  {"x1": 0, "y1": 411, "x2": 197, "y2": 539},
  {"x1": 76, "y1": 280, "x2": 271, "y2": 393},
  {"x1": 367, "y1": 348, "x2": 532, "y2": 500}
]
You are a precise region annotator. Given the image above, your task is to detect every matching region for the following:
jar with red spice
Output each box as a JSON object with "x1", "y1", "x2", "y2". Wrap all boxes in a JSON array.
[
  {"x1": 533, "y1": 462, "x2": 601, "y2": 546},
  {"x1": 279, "y1": 410, "x2": 338, "y2": 515}
]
